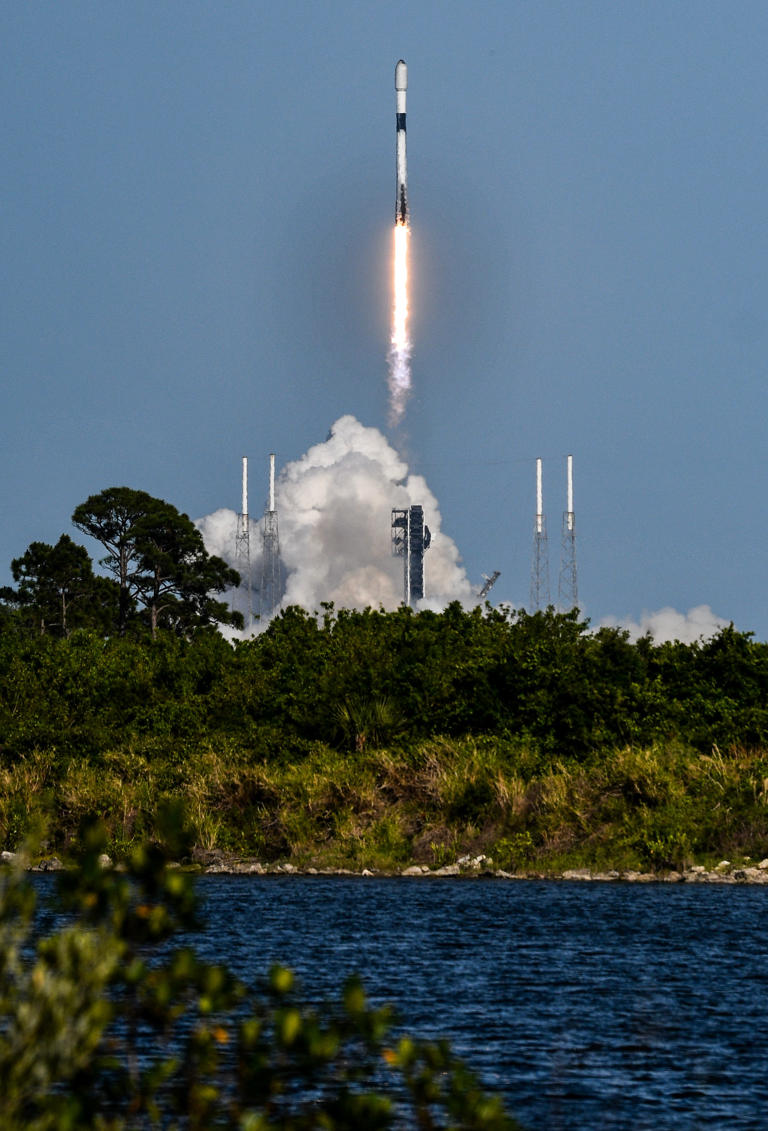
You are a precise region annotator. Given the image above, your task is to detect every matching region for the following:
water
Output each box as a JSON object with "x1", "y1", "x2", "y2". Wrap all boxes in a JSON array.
[{"x1": 184, "y1": 876, "x2": 768, "y2": 1130}]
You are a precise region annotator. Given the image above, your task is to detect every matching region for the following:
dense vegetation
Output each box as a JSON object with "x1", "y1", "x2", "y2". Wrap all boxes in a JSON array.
[
  {"x1": 2, "y1": 590, "x2": 768, "y2": 872},
  {"x1": 0, "y1": 815, "x2": 519, "y2": 1129}
]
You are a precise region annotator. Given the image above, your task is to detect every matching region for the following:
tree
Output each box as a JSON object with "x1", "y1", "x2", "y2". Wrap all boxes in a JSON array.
[
  {"x1": 5, "y1": 535, "x2": 118, "y2": 637},
  {"x1": 73, "y1": 487, "x2": 242, "y2": 638},
  {"x1": 72, "y1": 487, "x2": 154, "y2": 633},
  {"x1": 130, "y1": 498, "x2": 242, "y2": 637}
]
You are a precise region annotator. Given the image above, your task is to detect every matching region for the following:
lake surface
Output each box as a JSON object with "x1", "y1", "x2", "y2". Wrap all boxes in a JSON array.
[{"x1": 186, "y1": 876, "x2": 767, "y2": 1130}]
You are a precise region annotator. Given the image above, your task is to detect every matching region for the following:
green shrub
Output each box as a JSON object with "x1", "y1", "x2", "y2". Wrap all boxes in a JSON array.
[{"x1": 0, "y1": 814, "x2": 521, "y2": 1130}]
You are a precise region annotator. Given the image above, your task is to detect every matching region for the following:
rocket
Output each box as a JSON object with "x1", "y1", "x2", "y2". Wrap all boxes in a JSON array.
[{"x1": 395, "y1": 59, "x2": 408, "y2": 225}]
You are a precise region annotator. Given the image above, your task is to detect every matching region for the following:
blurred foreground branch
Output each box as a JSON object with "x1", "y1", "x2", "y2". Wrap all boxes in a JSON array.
[{"x1": 0, "y1": 809, "x2": 521, "y2": 1130}]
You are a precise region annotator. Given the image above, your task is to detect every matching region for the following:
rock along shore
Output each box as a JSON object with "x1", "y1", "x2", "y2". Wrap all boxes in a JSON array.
[{"x1": 6, "y1": 849, "x2": 768, "y2": 884}]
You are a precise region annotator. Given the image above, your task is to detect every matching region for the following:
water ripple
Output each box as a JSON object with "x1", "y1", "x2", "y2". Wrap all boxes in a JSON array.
[{"x1": 186, "y1": 877, "x2": 768, "y2": 1130}]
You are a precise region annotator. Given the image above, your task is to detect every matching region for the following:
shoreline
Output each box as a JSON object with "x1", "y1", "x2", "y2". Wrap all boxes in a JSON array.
[{"x1": 9, "y1": 850, "x2": 768, "y2": 884}]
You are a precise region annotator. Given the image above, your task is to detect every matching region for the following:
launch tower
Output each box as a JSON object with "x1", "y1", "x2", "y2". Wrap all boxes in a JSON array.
[
  {"x1": 391, "y1": 504, "x2": 431, "y2": 607},
  {"x1": 530, "y1": 458, "x2": 550, "y2": 611},
  {"x1": 259, "y1": 453, "x2": 283, "y2": 620}
]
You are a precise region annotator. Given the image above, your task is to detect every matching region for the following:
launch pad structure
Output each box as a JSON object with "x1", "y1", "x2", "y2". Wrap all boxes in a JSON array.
[{"x1": 392, "y1": 504, "x2": 431, "y2": 607}]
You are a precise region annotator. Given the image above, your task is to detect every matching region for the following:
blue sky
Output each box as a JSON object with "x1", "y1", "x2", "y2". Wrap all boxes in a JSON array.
[{"x1": 3, "y1": 2, "x2": 768, "y2": 636}]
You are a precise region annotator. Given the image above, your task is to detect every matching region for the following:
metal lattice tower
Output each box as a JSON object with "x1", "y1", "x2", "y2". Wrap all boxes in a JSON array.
[
  {"x1": 259, "y1": 453, "x2": 282, "y2": 620},
  {"x1": 234, "y1": 456, "x2": 252, "y2": 625},
  {"x1": 530, "y1": 457, "x2": 550, "y2": 611},
  {"x1": 558, "y1": 453, "x2": 579, "y2": 612},
  {"x1": 391, "y1": 504, "x2": 431, "y2": 607}
]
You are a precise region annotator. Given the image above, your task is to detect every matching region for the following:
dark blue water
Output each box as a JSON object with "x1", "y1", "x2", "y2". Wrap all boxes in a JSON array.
[{"x1": 186, "y1": 876, "x2": 768, "y2": 1130}]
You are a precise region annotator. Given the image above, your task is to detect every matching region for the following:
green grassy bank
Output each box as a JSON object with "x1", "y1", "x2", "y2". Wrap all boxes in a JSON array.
[{"x1": 4, "y1": 736, "x2": 767, "y2": 873}]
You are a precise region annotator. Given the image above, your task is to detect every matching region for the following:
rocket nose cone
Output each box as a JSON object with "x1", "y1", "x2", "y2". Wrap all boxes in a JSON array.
[{"x1": 395, "y1": 59, "x2": 408, "y2": 90}]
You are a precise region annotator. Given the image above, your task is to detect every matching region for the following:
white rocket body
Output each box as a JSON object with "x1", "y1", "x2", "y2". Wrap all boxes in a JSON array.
[{"x1": 395, "y1": 59, "x2": 408, "y2": 224}]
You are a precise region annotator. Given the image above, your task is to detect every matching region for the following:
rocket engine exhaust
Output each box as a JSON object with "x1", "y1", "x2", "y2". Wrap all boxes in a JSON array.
[{"x1": 388, "y1": 59, "x2": 411, "y2": 426}]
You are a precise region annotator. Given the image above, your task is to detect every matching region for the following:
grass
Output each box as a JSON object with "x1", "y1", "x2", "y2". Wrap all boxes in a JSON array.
[{"x1": 2, "y1": 736, "x2": 768, "y2": 872}]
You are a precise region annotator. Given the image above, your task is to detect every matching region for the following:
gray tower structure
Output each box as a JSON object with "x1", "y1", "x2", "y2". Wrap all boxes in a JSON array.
[
  {"x1": 259, "y1": 453, "x2": 283, "y2": 621},
  {"x1": 234, "y1": 456, "x2": 252, "y2": 626},
  {"x1": 558, "y1": 453, "x2": 579, "y2": 611},
  {"x1": 530, "y1": 457, "x2": 550, "y2": 611},
  {"x1": 391, "y1": 504, "x2": 431, "y2": 607}
]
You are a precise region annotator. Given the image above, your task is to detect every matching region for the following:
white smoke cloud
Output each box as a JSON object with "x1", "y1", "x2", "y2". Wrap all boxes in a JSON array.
[
  {"x1": 278, "y1": 415, "x2": 472, "y2": 611},
  {"x1": 197, "y1": 420, "x2": 732, "y2": 647},
  {"x1": 195, "y1": 507, "x2": 260, "y2": 565},
  {"x1": 194, "y1": 507, "x2": 261, "y2": 637},
  {"x1": 195, "y1": 415, "x2": 473, "y2": 628},
  {"x1": 599, "y1": 604, "x2": 730, "y2": 644}
]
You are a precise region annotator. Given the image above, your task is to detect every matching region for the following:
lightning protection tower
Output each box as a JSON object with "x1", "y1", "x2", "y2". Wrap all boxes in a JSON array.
[
  {"x1": 558, "y1": 454, "x2": 579, "y2": 611},
  {"x1": 259, "y1": 453, "x2": 282, "y2": 621},
  {"x1": 530, "y1": 457, "x2": 550, "y2": 610},
  {"x1": 391, "y1": 504, "x2": 431, "y2": 607},
  {"x1": 234, "y1": 456, "x2": 252, "y2": 625}
]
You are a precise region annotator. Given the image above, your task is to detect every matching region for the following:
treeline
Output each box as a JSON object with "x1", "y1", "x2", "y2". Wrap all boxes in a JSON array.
[
  {"x1": 1, "y1": 600, "x2": 767, "y2": 762},
  {"x1": 3, "y1": 483, "x2": 764, "y2": 762}
]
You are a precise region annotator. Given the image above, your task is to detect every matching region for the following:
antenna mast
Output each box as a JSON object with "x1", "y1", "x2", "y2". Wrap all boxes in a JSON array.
[
  {"x1": 530, "y1": 457, "x2": 550, "y2": 610},
  {"x1": 259, "y1": 453, "x2": 282, "y2": 620},
  {"x1": 558, "y1": 453, "x2": 579, "y2": 611}
]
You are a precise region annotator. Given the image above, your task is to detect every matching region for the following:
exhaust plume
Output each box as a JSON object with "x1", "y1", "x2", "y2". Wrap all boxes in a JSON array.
[
  {"x1": 600, "y1": 604, "x2": 729, "y2": 644},
  {"x1": 388, "y1": 221, "x2": 411, "y2": 424},
  {"x1": 196, "y1": 415, "x2": 473, "y2": 625}
]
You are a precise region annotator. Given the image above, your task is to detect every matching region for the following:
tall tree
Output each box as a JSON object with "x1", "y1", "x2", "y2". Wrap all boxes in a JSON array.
[
  {"x1": 73, "y1": 488, "x2": 242, "y2": 638},
  {"x1": 72, "y1": 488, "x2": 154, "y2": 633},
  {"x1": 6, "y1": 534, "x2": 117, "y2": 636}
]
